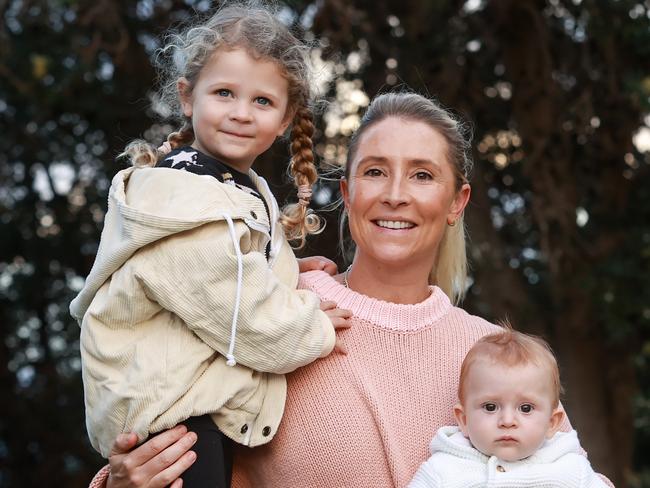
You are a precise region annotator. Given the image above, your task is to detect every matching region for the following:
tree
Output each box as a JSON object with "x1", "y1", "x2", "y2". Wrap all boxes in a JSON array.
[{"x1": 1, "y1": 0, "x2": 648, "y2": 486}]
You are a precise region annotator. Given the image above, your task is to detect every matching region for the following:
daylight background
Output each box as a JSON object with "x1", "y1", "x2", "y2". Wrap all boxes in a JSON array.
[{"x1": 1, "y1": 0, "x2": 650, "y2": 486}]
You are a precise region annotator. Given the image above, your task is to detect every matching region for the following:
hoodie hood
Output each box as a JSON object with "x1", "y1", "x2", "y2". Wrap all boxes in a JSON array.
[
  {"x1": 70, "y1": 165, "x2": 277, "y2": 323},
  {"x1": 431, "y1": 426, "x2": 582, "y2": 465}
]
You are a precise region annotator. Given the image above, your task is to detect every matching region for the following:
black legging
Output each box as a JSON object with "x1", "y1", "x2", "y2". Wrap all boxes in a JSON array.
[{"x1": 179, "y1": 414, "x2": 234, "y2": 488}]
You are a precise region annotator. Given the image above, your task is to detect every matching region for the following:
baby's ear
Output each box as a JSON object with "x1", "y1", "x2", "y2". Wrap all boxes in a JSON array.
[
  {"x1": 545, "y1": 407, "x2": 565, "y2": 439},
  {"x1": 453, "y1": 403, "x2": 469, "y2": 437}
]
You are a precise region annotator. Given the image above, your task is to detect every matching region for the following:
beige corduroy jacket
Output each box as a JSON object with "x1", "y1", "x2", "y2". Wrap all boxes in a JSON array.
[{"x1": 70, "y1": 166, "x2": 335, "y2": 457}]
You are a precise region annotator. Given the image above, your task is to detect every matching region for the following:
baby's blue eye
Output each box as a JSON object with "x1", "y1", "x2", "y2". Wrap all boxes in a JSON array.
[
  {"x1": 216, "y1": 89, "x2": 232, "y2": 97},
  {"x1": 255, "y1": 97, "x2": 271, "y2": 106}
]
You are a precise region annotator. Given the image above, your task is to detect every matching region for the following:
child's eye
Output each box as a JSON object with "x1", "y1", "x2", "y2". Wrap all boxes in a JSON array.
[
  {"x1": 519, "y1": 404, "x2": 534, "y2": 413},
  {"x1": 255, "y1": 96, "x2": 271, "y2": 106},
  {"x1": 363, "y1": 168, "x2": 384, "y2": 177},
  {"x1": 215, "y1": 88, "x2": 232, "y2": 97},
  {"x1": 482, "y1": 403, "x2": 497, "y2": 412}
]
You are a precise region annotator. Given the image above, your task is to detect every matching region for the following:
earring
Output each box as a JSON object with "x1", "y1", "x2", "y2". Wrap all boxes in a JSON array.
[{"x1": 447, "y1": 218, "x2": 457, "y2": 227}]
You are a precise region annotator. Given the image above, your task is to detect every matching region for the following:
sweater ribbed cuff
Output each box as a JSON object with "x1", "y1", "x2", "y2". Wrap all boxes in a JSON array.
[{"x1": 89, "y1": 464, "x2": 110, "y2": 488}]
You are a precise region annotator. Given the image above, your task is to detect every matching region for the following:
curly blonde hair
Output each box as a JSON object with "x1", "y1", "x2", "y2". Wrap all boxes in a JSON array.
[{"x1": 121, "y1": 1, "x2": 321, "y2": 246}]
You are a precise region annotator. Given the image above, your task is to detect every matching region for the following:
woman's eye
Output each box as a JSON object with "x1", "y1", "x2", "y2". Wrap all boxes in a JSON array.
[
  {"x1": 255, "y1": 96, "x2": 271, "y2": 106},
  {"x1": 414, "y1": 171, "x2": 433, "y2": 181},
  {"x1": 363, "y1": 168, "x2": 384, "y2": 177},
  {"x1": 216, "y1": 89, "x2": 232, "y2": 97},
  {"x1": 482, "y1": 403, "x2": 497, "y2": 412},
  {"x1": 519, "y1": 404, "x2": 534, "y2": 413}
]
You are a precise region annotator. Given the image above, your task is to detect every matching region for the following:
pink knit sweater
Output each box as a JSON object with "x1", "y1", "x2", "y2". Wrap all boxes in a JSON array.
[
  {"x1": 88, "y1": 270, "x2": 611, "y2": 487},
  {"x1": 231, "y1": 270, "x2": 500, "y2": 487}
]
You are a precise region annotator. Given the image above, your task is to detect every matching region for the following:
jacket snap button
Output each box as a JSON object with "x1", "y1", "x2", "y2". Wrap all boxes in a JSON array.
[
  {"x1": 240, "y1": 424, "x2": 248, "y2": 434},
  {"x1": 250, "y1": 210, "x2": 257, "y2": 219},
  {"x1": 262, "y1": 426, "x2": 271, "y2": 436},
  {"x1": 496, "y1": 465, "x2": 505, "y2": 472}
]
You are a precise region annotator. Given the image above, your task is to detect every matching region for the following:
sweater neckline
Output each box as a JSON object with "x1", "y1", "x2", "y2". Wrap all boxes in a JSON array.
[{"x1": 300, "y1": 270, "x2": 453, "y2": 331}]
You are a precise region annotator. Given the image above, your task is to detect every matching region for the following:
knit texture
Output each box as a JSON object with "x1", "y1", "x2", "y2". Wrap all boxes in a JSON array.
[
  {"x1": 408, "y1": 427, "x2": 608, "y2": 488},
  {"x1": 231, "y1": 270, "x2": 500, "y2": 488}
]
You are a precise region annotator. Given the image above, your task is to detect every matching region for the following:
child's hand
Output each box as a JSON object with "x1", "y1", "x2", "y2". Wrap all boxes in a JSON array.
[
  {"x1": 320, "y1": 300, "x2": 352, "y2": 355},
  {"x1": 298, "y1": 256, "x2": 338, "y2": 275}
]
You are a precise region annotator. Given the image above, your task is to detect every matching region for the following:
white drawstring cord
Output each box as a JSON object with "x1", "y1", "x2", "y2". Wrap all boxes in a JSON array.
[{"x1": 222, "y1": 213, "x2": 243, "y2": 367}]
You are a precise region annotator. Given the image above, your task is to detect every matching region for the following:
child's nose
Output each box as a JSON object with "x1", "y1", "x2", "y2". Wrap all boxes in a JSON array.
[
  {"x1": 498, "y1": 409, "x2": 517, "y2": 427},
  {"x1": 229, "y1": 101, "x2": 253, "y2": 122}
]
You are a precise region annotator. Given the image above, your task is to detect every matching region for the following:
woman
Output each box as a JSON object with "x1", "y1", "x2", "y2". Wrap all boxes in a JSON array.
[{"x1": 90, "y1": 92, "x2": 610, "y2": 488}]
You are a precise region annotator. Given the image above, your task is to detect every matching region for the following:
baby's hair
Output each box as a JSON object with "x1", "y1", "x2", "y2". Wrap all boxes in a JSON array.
[
  {"x1": 120, "y1": 0, "x2": 321, "y2": 247},
  {"x1": 458, "y1": 322, "x2": 563, "y2": 407}
]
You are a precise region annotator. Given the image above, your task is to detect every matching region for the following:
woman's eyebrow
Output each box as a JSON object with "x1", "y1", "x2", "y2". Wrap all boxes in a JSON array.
[{"x1": 355, "y1": 155, "x2": 389, "y2": 167}]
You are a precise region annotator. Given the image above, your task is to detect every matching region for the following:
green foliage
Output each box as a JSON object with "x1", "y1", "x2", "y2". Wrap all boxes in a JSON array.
[{"x1": 1, "y1": 0, "x2": 649, "y2": 486}]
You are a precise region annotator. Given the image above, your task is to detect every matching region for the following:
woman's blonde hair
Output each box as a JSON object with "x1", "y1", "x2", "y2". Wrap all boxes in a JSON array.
[
  {"x1": 342, "y1": 92, "x2": 473, "y2": 304},
  {"x1": 120, "y1": 1, "x2": 320, "y2": 246}
]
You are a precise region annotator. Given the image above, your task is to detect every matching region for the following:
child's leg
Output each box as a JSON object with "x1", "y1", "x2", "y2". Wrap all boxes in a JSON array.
[{"x1": 180, "y1": 414, "x2": 234, "y2": 488}]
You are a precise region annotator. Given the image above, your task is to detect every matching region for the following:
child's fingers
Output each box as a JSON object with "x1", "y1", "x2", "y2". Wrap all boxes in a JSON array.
[
  {"x1": 320, "y1": 300, "x2": 337, "y2": 311},
  {"x1": 321, "y1": 260, "x2": 338, "y2": 276},
  {"x1": 334, "y1": 337, "x2": 348, "y2": 355}
]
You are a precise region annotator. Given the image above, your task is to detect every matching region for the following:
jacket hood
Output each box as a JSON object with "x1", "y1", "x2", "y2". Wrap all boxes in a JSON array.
[
  {"x1": 70, "y1": 166, "x2": 277, "y2": 322},
  {"x1": 431, "y1": 426, "x2": 581, "y2": 464}
]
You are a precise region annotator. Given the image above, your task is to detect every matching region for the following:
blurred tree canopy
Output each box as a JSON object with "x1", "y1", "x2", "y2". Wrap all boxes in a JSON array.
[{"x1": 1, "y1": 0, "x2": 649, "y2": 486}]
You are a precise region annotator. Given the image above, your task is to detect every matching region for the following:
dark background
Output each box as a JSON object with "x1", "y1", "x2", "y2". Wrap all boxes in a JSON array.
[{"x1": 1, "y1": 0, "x2": 649, "y2": 486}]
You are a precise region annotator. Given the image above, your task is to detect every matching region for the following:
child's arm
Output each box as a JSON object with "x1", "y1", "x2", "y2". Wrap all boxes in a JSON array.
[{"x1": 134, "y1": 220, "x2": 339, "y2": 374}]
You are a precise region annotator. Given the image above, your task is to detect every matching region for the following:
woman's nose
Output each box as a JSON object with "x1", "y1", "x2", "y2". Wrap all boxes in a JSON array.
[{"x1": 381, "y1": 175, "x2": 411, "y2": 207}]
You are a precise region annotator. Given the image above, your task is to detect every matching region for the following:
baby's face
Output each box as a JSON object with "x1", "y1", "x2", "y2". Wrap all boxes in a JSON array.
[{"x1": 454, "y1": 360, "x2": 563, "y2": 462}]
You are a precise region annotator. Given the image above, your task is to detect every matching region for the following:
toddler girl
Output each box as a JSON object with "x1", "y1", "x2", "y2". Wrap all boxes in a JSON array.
[{"x1": 70, "y1": 3, "x2": 349, "y2": 487}]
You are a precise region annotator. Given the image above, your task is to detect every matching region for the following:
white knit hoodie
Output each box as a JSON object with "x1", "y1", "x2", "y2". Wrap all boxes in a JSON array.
[{"x1": 408, "y1": 426, "x2": 609, "y2": 488}]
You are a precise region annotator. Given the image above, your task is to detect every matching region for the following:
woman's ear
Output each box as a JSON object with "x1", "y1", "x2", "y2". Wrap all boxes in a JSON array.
[
  {"x1": 340, "y1": 178, "x2": 350, "y2": 208},
  {"x1": 177, "y1": 77, "x2": 193, "y2": 118},
  {"x1": 545, "y1": 407, "x2": 565, "y2": 439},
  {"x1": 447, "y1": 183, "x2": 471, "y2": 224},
  {"x1": 453, "y1": 403, "x2": 469, "y2": 437}
]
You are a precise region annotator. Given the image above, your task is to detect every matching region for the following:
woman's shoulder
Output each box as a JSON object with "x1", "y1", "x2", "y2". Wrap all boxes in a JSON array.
[{"x1": 445, "y1": 302, "x2": 502, "y2": 337}]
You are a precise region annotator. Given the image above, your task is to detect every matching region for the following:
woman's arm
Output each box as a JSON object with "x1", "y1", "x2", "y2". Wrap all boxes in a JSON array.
[{"x1": 92, "y1": 427, "x2": 197, "y2": 488}]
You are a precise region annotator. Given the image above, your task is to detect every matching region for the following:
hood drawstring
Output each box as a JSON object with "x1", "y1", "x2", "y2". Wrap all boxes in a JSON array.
[{"x1": 222, "y1": 213, "x2": 243, "y2": 367}]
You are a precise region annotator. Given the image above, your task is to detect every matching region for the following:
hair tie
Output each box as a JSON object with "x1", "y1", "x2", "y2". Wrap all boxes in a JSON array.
[
  {"x1": 297, "y1": 185, "x2": 312, "y2": 206},
  {"x1": 157, "y1": 141, "x2": 172, "y2": 156}
]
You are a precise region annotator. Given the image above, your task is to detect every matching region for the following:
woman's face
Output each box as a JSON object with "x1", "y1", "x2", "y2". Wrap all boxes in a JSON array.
[{"x1": 341, "y1": 117, "x2": 470, "y2": 272}]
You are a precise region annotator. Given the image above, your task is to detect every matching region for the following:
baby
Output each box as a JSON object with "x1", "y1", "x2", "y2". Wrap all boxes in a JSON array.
[{"x1": 409, "y1": 327, "x2": 608, "y2": 487}]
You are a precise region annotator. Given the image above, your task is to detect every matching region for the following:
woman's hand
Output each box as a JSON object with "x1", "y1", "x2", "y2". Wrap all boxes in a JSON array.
[
  {"x1": 106, "y1": 426, "x2": 197, "y2": 488},
  {"x1": 297, "y1": 256, "x2": 338, "y2": 275},
  {"x1": 320, "y1": 300, "x2": 352, "y2": 354}
]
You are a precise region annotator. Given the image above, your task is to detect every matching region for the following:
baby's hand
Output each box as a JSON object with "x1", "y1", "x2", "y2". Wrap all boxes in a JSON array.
[
  {"x1": 320, "y1": 300, "x2": 352, "y2": 354},
  {"x1": 298, "y1": 256, "x2": 338, "y2": 275}
]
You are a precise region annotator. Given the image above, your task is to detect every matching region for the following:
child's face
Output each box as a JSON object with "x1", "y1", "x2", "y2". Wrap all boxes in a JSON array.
[
  {"x1": 453, "y1": 359, "x2": 563, "y2": 462},
  {"x1": 178, "y1": 47, "x2": 292, "y2": 173}
]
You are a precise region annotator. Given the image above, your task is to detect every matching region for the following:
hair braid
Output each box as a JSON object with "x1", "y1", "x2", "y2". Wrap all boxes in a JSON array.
[
  {"x1": 166, "y1": 119, "x2": 195, "y2": 149},
  {"x1": 120, "y1": 119, "x2": 195, "y2": 167},
  {"x1": 280, "y1": 106, "x2": 322, "y2": 247}
]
